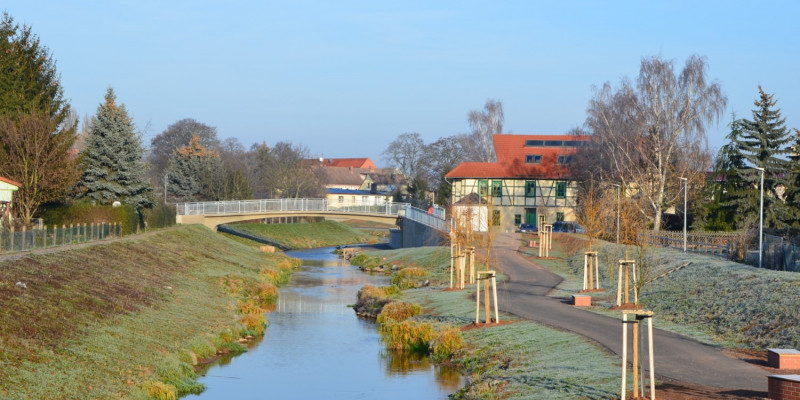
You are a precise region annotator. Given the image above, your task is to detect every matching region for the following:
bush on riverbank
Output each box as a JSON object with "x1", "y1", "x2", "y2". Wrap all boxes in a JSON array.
[
  {"x1": 0, "y1": 225, "x2": 298, "y2": 399},
  {"x1": 376, "y1": 301, "x2": 463, "y2": 359}
]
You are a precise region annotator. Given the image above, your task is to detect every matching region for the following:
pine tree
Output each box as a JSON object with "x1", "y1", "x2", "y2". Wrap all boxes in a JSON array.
[
  {"x1": 783, "y1": 129, "x2": 800, "y2": 227},
  {"x1": 76, "y1": 88, "x2": 153, "y2": 209},
  {"x1": 697, "y1": 116, "x2": 747, "y2": 231},
  {"x1": 166, "y1": 134, "x2": 223, "y2": 201},
  {"x1": 730, "y1": 86, "x2": 793, "y2": 230}
]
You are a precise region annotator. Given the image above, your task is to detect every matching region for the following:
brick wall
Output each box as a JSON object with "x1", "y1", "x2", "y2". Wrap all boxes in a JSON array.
[
  {"x1": 769, "y1": 349, "x2": 800, "y2": 370},
  {"x1": 769, "y1": 375, "x2": 800, "y2": 400}
]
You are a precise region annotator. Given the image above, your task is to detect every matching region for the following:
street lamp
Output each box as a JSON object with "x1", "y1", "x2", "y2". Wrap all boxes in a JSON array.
[
  {"x1": 613, "y1": 183, "x2": 620, "y2": 244},
  {"x1": 755, "y1": 167, "x2": 765, "y2": 268},
  {"x1": 679, "y1": 177, "x2": 688, "y2": 252},
  {"x1": 164, "y1": 173, "x2": 168, "y2": 204}
]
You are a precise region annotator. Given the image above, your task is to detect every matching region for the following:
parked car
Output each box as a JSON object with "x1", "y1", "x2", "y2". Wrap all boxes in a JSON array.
[
  {"x1": 519, "y1": 223, "x2": 537, "y2": 233},
  {"x1": 552, "y1": 221, "x2": 585, "y2": 234}
]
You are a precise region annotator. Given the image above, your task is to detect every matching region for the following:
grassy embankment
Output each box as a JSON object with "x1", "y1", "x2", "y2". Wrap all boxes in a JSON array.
[
  {"x1": 0, "y1": 225, "x2": 300, "y2": 400},
  {"x1": 520, "y1": 233, "x2": 800, "y2": 350},
  {"x1": 224, "y1": 220, "x2": 378, "y2": 249},
  {"x1": 350, "y1": 246, "x2": 621, "y2": 399}
]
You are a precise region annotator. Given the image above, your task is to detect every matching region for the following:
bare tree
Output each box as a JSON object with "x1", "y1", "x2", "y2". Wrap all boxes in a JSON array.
[
  {"x1": 246, "y1": 141, "x2": 325, "y2": 199},
  {"x1": 0, "y1": 109, "x2": 79, "y2": 223},
  {"x1": 382, "y1": 132, "x2": 425, "y2": 179},
  {"x1": 466, "y1": 99, "x2": 504, "y2": 162},
  {"x1": 584, "y1": 55, "x2": 725, "y2": 231},
  {"x1": 149, "y1": 118, "x2": 219, "y2": 183}
]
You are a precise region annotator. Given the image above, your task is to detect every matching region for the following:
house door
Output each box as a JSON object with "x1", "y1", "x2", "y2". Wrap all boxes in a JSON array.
[{"x1": 525, "y1": 208, "x2": 537, "y2": 226}]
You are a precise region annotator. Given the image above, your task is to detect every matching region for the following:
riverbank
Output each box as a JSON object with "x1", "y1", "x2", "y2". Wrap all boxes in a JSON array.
[
  {"x1": 349, "y1": 246, "x2": 621, "y2": 399},
  {"x1": 0, "y1": 225, "x2": 301, "y2": 399}
]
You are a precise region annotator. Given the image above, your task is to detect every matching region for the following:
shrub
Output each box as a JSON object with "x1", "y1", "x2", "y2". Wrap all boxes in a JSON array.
[
  {"x1": 39, "y1": 199, "x2": 139, "y2": 234},
  {"x1": 391, "y1": 267, "x2": 428, "y2": 289},
  {"x1": 240, "y1": 313, "x2": 267, "y2": 336},
  {"x1": 430, "y1": 325, "x2": 464, "y2": 360},
  {"x1": 380, "y1": 320, "x2": 434, "y2": 352},
  {"x1": 145, "y1": 203, "x2": 176, "y2": 229},
  {"x1": 353, "y1": 284, "x2": 394, "y2": 318},
  {"x1": 143, "y1": 381, "x2": 177, "y2": 400},
  {"x1": 155, "y1": 356, "x2": 204, "y2": 396},
  {"x1": 377, "y1": 301, "x2": 421, "y2": 326}
]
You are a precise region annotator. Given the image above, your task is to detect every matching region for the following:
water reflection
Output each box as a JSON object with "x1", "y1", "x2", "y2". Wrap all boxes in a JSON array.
[{"x1": 186, "y1": 246, "x2": 462, "y2": 400}]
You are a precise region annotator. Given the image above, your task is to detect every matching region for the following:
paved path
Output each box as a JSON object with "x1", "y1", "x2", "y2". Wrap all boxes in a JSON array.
[{"x1": 492, "y1": 232, "x2": 766, "y2": 394}]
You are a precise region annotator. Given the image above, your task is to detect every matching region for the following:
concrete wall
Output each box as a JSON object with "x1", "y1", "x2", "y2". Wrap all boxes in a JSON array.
[{"x1": 400, "y1": 217, "x2": 447, "y2": 248}]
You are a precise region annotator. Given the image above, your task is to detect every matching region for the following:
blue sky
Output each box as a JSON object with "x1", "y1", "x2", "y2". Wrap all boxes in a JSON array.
[{"x1": 3, "y1": 1, "x2": 799, "y2": 164}]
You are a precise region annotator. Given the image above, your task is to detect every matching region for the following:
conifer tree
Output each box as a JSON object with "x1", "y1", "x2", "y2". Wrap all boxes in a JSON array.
[
  {"x1": 783, "y1": 129, "x2": 800, "y2": 227},
  {"x1": 76, "y1": 88, "x2": 153, "y2": 210},
  {"x1": 696, "y1": 116, "x2": 747, "y2": 231},
  {"x1": 166, "y1": 134, "x2": 223, "y2": 201},
  {"x1": 730, "y1": 86, "x2": 793, "y2": 229}
]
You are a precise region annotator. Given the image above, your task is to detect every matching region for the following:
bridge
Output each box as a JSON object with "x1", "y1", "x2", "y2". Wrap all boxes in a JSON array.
[
  {"x1": 175, "y1": 198, "x2": 413, "y2": 229},
  {"x1": 175, "y1": 198, "x2": 451, "y2": 247}
]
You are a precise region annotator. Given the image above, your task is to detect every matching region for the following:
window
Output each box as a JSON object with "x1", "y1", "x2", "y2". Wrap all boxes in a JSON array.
[
  {"x1": 514, "y1": 214, "x2": 521, "y2": 225},
  {"x1": 525, "y1": 181, "x2": 536, "y2": 197},
  {"x1": 555, "y1": 181, "x2": 567, "y2": 199},
  {"x1": 557, "y1": 155, "x2": 572, "y2": 165},
  {"x1": 491, "y1": 180, "x2": 502, "y2": 197},
  {"x1": 545, "y1": 140, "x2": 563, "y2": 147},
  {"x1": 492, "y1": 210, "x2": 501, "y2": 226},
  {"x1": 563, "y1": 140, "x2": 580, "y2": 147},
  {"x1": 525, "y1": 139, "x2": 544, "y2": 147},
  {"x1": 525, "y1": 154, "x2": 542, "y2": 164},
  {"x1": 338, "y1": 196, "x2": 344, "y2": 203},
  {"x1": 556, "y1": 212, "x2": 565, "y2": 222},
  {"x1": 478, "y1": 179, "x2": 488, "y2": 196}
]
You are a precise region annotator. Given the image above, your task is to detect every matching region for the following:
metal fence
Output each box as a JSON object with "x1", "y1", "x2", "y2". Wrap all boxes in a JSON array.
[
  {"x1": 176, "y1": 198, "x2": 408, "y2": 217},
  {"x1": 642, "y1": 230, "x2": 800, "y2": 272},
  {"x1": 404, "y1": 206, "x2": 450, "y2": 232},
  {"x1": 640, "y1": 230, "x2": 740, "y2": 259},
  {"x1": 0, "y1": 223, "x2": 122, "y2": 254}
]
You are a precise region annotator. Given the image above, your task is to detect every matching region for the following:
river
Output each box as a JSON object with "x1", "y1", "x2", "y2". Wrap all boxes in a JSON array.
[{"x1": 185, "y1": 246, "x2": 462, "y2": 399}]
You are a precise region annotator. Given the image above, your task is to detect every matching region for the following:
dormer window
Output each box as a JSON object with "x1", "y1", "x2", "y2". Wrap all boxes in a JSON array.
[{"x1": 525, "y1": 154, "x2": 542, "y2": 164}]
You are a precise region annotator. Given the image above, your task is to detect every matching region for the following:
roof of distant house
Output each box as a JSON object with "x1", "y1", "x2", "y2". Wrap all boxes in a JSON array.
[
  {"x1": 304, "y1": 157, "x2": 378, "y2": 169},
  {"x1": 0, "y1": 176, "x2": 22, "y2": 188},
  {"x1": 322, "y1": 166, "x2": 372, "y2": 186},
  {"x1": 446, "y1": 134, "x2": 589, "y2": 180}
]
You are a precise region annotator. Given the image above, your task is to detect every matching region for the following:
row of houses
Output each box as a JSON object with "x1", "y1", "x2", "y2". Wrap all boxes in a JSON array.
[{"x1": 312, "y1": 133, "x2": 585, "y2": 233}]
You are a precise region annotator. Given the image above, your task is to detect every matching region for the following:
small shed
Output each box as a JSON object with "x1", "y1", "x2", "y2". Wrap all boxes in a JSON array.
[{"x1": 0, "y1": 176, "x2": 21, "y2": 223}]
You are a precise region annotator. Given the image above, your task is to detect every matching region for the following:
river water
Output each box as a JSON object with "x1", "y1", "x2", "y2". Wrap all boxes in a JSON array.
[{"x1": 186, "y1": 246, "x2": 462, "y2": 399}]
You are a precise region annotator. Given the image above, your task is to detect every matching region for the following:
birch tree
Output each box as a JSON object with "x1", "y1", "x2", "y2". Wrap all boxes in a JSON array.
[
  {"x1": 585, "y1": 55, "x2": 726, "y2": 231},
  {"x1": 466, "y1": 99, "x2": 504, "y2": 162}
]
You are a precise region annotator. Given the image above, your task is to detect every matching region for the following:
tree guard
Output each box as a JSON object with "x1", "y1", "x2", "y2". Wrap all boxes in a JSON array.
[
  {"x1": 475, "y1": 270, "x2": 499, "y2": 324},
  {"x1": 621, "y1": 310, "x2": 655, "y2": 400}
]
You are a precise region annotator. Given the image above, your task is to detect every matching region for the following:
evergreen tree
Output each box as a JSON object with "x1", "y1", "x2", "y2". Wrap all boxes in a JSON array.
[
  {"x1": 76, "y1": 88, "x2": 153, "y2": 209},
  {"x1": 730, "y1": 86, "x2": 793, "y2": 229},
  {"x1": 166, "y1": 134, "x2": 223, "y2": 201},
  {"x1": 783, "y1": 129, "x2": 800, "y2": 227},
  {"x1": 0, "y1": 13, "x2": 78, "y2": 223},
  {"x1": 696, "y1": 116, "x2": 747, "y2": 231},
  {"x1": 0, "y1": 13, "x2": 69, "y2": 121}
]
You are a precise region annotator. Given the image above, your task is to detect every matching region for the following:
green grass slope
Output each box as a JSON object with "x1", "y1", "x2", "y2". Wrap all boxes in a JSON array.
[
  {"x1": 227, "y1": 220, "x2": 376, "y2": 249},
  {"x1": 0, "y1": 225, "x2": 298, "y2": 399},
  {"x1": 533, "y1": 234, "x2": 800, "y2": 350}
]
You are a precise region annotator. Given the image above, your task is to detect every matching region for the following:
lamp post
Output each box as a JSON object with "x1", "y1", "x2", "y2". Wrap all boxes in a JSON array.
[
  {"x1": 755, "y1": 167, "x2": 765, "y2": 268},
  {"x1": 680, "y1": 177, "x2": 687, "y2": 252},
  {"x1": 164, "y1": 173, "x2": 168, "y2": 204},
  {"x1": 613, "y1": 183, "x2": 620, "y2": 244}
]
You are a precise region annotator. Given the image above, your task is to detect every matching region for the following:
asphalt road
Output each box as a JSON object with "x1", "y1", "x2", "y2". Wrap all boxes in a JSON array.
[{"x1": 491, "y1": 231, "x2": 767, "y2": 394}]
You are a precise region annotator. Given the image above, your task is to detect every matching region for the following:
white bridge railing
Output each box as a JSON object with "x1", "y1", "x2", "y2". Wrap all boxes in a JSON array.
[
  {"x1": 176, "y1": 198, "x2": 409, "y2": 217},
  {"x1": 403, "y1": 206, "x2": 450, "y2": 232}
]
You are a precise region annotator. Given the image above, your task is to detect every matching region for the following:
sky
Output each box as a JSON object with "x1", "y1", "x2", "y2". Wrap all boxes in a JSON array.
[{"x1": 3, "y1": 1, "x2": 799, "y2": 165}]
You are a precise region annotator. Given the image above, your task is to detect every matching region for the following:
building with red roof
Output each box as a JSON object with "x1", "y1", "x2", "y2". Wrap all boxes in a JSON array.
[
  {"x1": 446, "y1": 134, "x2": 588, "y2": 231},
  {"x1": 0, "y1": 176, "x2": 21, "y2": 226}
]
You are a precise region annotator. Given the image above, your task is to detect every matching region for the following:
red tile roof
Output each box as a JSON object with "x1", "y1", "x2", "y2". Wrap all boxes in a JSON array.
[
  {"x1": 446, "y1": 134, "x2": 589, "y2": 180},
  {"x1": 319, "y1": 158, "x2": 377, "y2": 169},
  {"x1": 0, "y1": 176, "x2": 22, "y2": 188}
]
